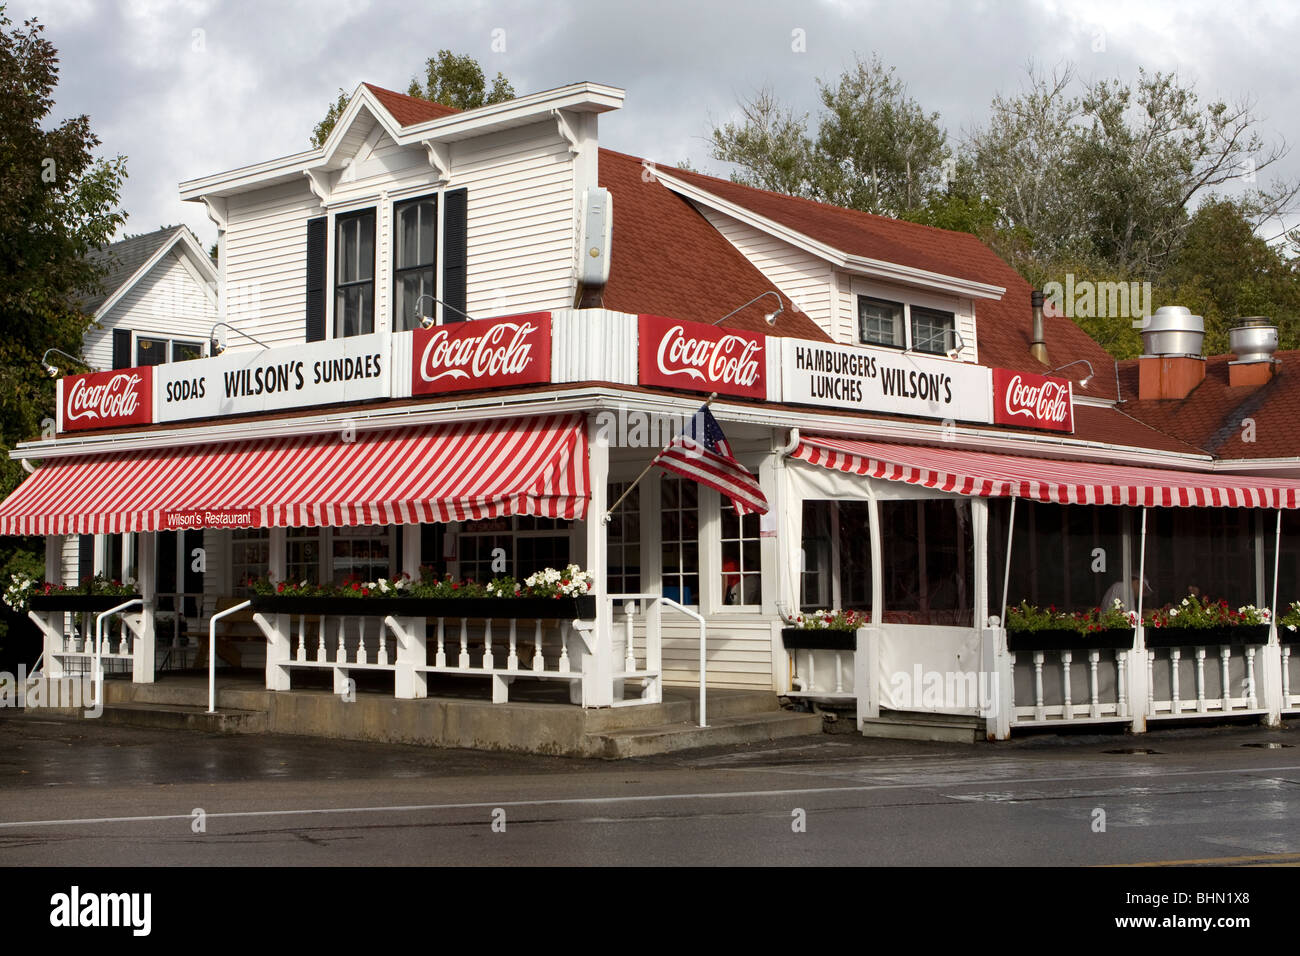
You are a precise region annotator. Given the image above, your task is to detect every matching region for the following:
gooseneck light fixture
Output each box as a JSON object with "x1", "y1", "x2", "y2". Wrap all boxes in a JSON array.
[
  {"x1": 40, "y1": 348, "x2": 98, "y2": 378},
  {"x1": 1046, "y1": 358, "x2": 1094, "y2": 388},
  {"x1": 712, "y1": 291, "x2": 785, "y2": 327},
  {"x1": 413, "y1": 294, "x2": 477, "y2": 329},
  {"x1": 209, "y1": 322, "x2": 271, "y2": 355}
]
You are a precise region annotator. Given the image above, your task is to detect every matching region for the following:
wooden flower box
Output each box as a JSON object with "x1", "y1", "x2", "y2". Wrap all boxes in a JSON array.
[
  {"x1": 29, "y1": 594, "x2": 142, "y2": 613},
  {"x1": 781, "y1": 626, "x2": 860, "y2": 652},
  {"x1": 1006, "y1": 628, "x2": 1135, "y2": 652},
  {"x1": 247, "y1": 594, "x2": 597, "y2": 620},
  {"x1": 1143, "y1": 624, "x2": 1272, "y2": 648}
]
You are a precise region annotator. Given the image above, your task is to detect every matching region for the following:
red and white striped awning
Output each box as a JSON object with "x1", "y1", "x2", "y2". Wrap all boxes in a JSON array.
[
  {"x1": 792, "y1": 436, "x2": 1300, "y2": 509},
  {"x1": 0, "y1": 414, "x2": 589, "y2": 535}
]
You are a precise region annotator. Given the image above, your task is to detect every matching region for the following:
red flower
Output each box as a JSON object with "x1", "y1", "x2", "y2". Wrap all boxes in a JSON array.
[
  {"x1": 451, "y1": 583, "x2": 459, "y2": 590},
  {"x1": 361, "y1": 588, "x2": 370, "y2": 597},
  {"x1": 277, "y1": 582, "x2": 285, "y2": 593},
  {"x1": 351, "y1": 582, "x2": 360, "y2": 592}
]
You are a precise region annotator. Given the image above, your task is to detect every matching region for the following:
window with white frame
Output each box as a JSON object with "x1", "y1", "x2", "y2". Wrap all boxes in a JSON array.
[
  {"x1": 800, "y1": 501, "x2": 873, "y2": 612},
  {"x1": 287, "y1": 529, "x2": 322, "y2": 585},
  {"x1": 231, "y1": 528, "x2": 270, "y2": 587},
  {"x1": 660, "y1": 476, "x2": 699, "y2": 605},
  {"x1": 136, "y1": 335, "x2": 204, "y2": 366},
  {"x1": 719, "y1": 497, "x2": 761, "y2": 606},
  {"x1": 331, "y1": 525, "x2": 393, "y2": 586},
  {"x1": 607, "y1": 481, "x2": 641, "y2": 595},
  {"x1": 858, "y1": 296, "x2": 905, "y2": 348},
  {"x1": 393, "y1": 195, "x2": 437, "y2": 331},
  {"x1": 910, "y1": 305, "x2": 957, "y2": 355},
  {"x1": 457, "y1": 516, "x2": 572, "y2": 582},
  {"x1": 858, "y1": 294, "x2": 958, "y2": 355},
  {"x1": 335, "y1": 209, "x2": 376, "y2": 337}
]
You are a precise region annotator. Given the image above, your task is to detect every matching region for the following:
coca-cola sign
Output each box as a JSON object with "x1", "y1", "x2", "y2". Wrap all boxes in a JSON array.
[
  {"x1": 60, "y1": 368, "x2": 154, "y2": 433},
  {"x1": 411, "y1": 313, "x2": 551, "y2": 396},
  {"x1": 638, "y1": 315, "x2": 766, "y2": 399},
  {"x1": 993, "y1": 368, "x2": 1073, "y2": 432}
]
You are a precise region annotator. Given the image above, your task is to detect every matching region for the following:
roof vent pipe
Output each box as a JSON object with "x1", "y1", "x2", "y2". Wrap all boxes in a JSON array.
[
  {"x1": 1229, "y1": 317, "x2": 1278, "y2": 364},
  {"x1": 1030, "y1": 290, "x2": 1048, "y2": 365}
]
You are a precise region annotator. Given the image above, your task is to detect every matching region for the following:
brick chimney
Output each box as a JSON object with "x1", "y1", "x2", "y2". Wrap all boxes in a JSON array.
[{"x1": 1138, "y1": 306, "x2": 1205, "y2": 401}]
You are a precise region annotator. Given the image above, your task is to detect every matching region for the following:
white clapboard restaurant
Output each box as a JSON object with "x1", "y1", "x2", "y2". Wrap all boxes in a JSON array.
[{"x1": 6, "y1": 79, "x2": 1300, "y2": 748}]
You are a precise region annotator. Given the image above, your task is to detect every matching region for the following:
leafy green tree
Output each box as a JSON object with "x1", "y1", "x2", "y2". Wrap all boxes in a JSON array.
[
  {"x1": 311, "y1": 50, "x2": 516, "y2": 147},
  {"x1": 709, "y1": 55, "x2": 949, "y2": 218},
  {"x1": 0, "y1": 7, "x2": 126, "y2": 652}
]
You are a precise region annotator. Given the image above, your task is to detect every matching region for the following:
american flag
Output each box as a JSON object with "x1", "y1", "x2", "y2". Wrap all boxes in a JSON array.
[{"x1": 652, "y1": 406, "x2": 769, "y2": 516}]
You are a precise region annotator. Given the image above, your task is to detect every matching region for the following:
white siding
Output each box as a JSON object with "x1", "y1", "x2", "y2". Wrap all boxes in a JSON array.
[
  {"x1": 83, "y1": 248, "x2": 218, "y2": 368},
  {"x1": 223, "y1": 180, "x2": 322, "y2": 348},
  {"x1": 694, "y1": 205, "x2": 837, "y2": 336}
]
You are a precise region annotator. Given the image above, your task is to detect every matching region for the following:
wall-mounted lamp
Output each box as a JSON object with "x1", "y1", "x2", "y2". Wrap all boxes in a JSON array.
[
  {"x1": 40, "y1": 348, "x2": 98, "y2": 378},
  {"x1": 712, "y1": 291, "x2": 785, "y2": 327},
  {"x1": 209, "y1": 322, "x2": 271, "y2": 355},
  {"x1": 1047, "y1": 359, "x2": 1094, "y2": 387},
  {"x1": 413, "y1": 294, "x2": 476, "y2": 329}
]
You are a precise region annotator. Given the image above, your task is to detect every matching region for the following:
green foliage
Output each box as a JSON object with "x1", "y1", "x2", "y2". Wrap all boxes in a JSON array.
[
  {"x1": 0, "y1": 7, "x2": 127, "y2": 602},
  {"x1": 1006, "y1": 600, "x2": 1136, "y2": 634},
  {"x1": 310, "y1": 88, "x2": 351, "y2": 149}
]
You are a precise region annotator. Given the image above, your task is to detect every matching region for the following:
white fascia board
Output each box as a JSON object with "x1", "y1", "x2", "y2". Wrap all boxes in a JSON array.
[
  {"x1": 1210, "y1": 458, "x2": 1300, "y2": 475},
  {"x1": 93, "y1": 228, "x2": 193, "y2": 322},
  {"x1": 318, "y1": 87, "x2": 403, "y2": 169},
  {"x1": 654, "y1": 170, "x2": 1005, "y2": 301},
  {"x1": 178, "y1": 83, "x2": 626, "y2": 202},
  {"x1": 175, "y1": 226, "x2": 219, "y2": 285},
  {"x1": 14, "y1": 384, "x2": 1211, "y2": 472}
]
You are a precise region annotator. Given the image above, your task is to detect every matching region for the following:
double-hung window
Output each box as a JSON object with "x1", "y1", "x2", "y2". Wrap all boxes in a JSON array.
[
  {"x1": 334, "y1": 209, "x2": 375, "y2": 338},
  {"x1": 858, "y1": 296, "x2": 905, "y2": 348},
  {"x1": 394, "y1": 195, "x2": 437, "y2": 331},
  {"x1": 910, "y1": 305, "x2": 957, "y2": 355},
  {"x1": 858, "y1": 294, "x2": 958, "y2": 354}
]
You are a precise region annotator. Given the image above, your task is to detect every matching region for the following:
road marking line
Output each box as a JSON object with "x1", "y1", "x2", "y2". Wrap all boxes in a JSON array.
[
  {"x1": 2, "y1": 763, "x2": 1299, "y2": 830},
  {"x1": 1108, "y1": 851, "x2": 1300, "y2": 867}
]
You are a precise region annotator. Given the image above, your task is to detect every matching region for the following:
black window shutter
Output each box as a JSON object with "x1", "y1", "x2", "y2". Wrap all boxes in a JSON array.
[
  {"x1": 442, "y1": 188, "x2": 468, "y2": 322},
  {"x1": 305, "y1": 216, "x2": 327, "y2": 341},
  {"x1": 112, "y1": 329, "x2": 132, "y2": 369},
  {"x1": 78, "y1": 535, "x2": 94, "y2": 584}
]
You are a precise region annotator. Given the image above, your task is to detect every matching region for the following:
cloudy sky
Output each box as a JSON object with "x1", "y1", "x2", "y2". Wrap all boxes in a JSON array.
[{"x1": 15, "y1": 0, "x2": 1300, "y2": 248}]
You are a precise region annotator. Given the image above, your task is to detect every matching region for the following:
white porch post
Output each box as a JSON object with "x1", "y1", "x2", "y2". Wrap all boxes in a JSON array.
[
  {"x1": 394, "y1": 526, "x2": 427, "y2": 699},
  {"x1": 974, "y1": 497, "x2": 1007, "y2": 741},
  {"x1": 134, "y1": 532, "x2": 157, "y2": 683},
  {"x1": 1261, "y1": 509, "x2": 1284, "y2": 727},
  {"x1": 1130, "y1": 508, "x2": 1149, "y2": 733},
  {"x1": 264, "y1": 526, "x2": 291, "y2": 691},
  {"x1": 583, "y1": 413, "x2": 613, "y2": 707},
  {"x1": 42, "y1": 535, "x2": 66, "y2": 679}
]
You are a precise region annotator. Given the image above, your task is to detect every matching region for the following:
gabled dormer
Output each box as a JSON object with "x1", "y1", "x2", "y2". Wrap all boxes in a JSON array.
[{"x1": 180, "y1": 82, "x2": 624, "y2": 349}]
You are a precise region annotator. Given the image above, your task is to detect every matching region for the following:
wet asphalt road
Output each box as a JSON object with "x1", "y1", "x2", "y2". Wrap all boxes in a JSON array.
[{"x1": 1, "y1": 714, "x2": 1299, "y2": 867}]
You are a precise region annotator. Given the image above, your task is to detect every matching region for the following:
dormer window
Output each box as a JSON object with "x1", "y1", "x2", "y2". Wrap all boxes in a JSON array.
[
  {"x1": 911, "y1": 305, "x2": 956, "y2": 355},
  {"x1": 334, "y1": 209, "x2": 375, "y2": 337},
  {"x1": 859, "y1": 296, "x2": 905, "y2": 348}
]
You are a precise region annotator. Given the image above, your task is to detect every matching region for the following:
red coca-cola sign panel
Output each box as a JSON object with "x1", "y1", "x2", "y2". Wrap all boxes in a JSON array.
[
  {"x1": 60, "y1": 368, "x2": 154, "y2": 433},
  {"x1": 638, "y1": 315, "x2": 766, "y2": 400},
  {"x1": 993, "y1": 368, "x2": 1073, "y2": 433},
  {"x1": 411, "y1": 313, "x2": 551, "y2": 396}
]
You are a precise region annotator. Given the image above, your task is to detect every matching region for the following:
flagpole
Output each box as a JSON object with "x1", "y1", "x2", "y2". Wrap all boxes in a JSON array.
[{"x1": 601, "y1": 392, "x2": 719, "y2": 524}]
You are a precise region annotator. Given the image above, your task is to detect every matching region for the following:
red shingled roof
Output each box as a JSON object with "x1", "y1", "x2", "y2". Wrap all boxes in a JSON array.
[
  {"x1": 655, "y1": 163, "x2": 1121, "y2": 401},
  {"x1": 598, "y1": 149, "x2": 830, "y2": 341},
  {"x1": 362, "y1": 83, "x2": 460, "y2": 126},
  {"x1": 1117, "y1": 353, "x2": 1300, "y2": 460}
]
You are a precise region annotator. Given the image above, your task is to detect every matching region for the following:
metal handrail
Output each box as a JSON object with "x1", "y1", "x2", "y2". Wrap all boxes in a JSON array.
[
  {"x1": 209, "y1": 601, "x2": 251, "y2": 713},
  {"x1": 93, "y1": 599, "x2": 142, "y2": 710},
  {"x1": 659, "y1": 596, "x2": 707, "y2": 728}
]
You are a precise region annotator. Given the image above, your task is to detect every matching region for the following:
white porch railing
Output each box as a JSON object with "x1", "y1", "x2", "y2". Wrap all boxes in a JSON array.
[
  {"x1": 1284, "y1": 644, "x2": 1300, "y2": 713},
  {"x1": 1009, "y1": 648, "x2": 1131, "y2": 726},
  {"x1": 1146, "y1": 642, "x2": 1266, "y2": 718},
  {"x1": 27, "y1": 607, "x2": 142, "y2": 679}
]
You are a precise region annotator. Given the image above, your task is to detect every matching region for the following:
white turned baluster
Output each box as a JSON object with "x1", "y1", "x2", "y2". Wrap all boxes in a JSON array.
[
  {"x1": 482, "y1": 619, "x2": 494, "y2": 669},
  {"x1": 118, "y1": 623, "x2": 129, "y2": 655},
  {"x1": 458, "y1": 617, "x2": 469, "y2": 669},
  {"x1": 1245, "y1": 647, "x2": 1258, "y2": 708},
  {"x1": 356, "y1": 617, "x2": 368, "y2": 665},
  {"x1": 507, "y1": 620, "x2": 518, "y2": 671},
  {"x1": 376, "y1": 623, "x2": 388, "y2": 667},
  {"x1": 808, "y1": 650, "x2": 816, "y2": 694},
  {"x1": 435, "y1": 617, "x2": 447, "y2": 668},
  {"x1": 532, "y1": 620, "x2": 544, "y2": 671},
  {"x1": 1283, "y1": 646, "x2": 1292, "y2": 703},
  {"x1": 1170, "y1": 648, "x2": 1182, "y2": 713},
  {"x1": 1033, "y1": 651, "x2": 1045, "y2": 721},
  {"x1": 316, "y1": 618, "x2": 327, "y2": 663},
  {"x1": 66, "y1": 628, "x2": 75, "y2": 654},
  {"x1": 625, "y1": 605, "x2": 637, "y2": 672},
  {"x1": 296, "y1": 615, "x2": 307, "y2": 662},
  {"x1": 1088, "y1": 650, "x2": 1101, "y2": 718},
  {"x1": 558, "y1": 622, "x2": 571, "y2": 673},
  {"x1": 336, "y1": 617, "x2": 346, "y2": 664},
  {"x1": 1220, "y1": 646, "x2": 1232, "y2": 711},
  {"x1": 1195, "y1": 647, "x2": 1207, "y2": 713},
  {"x1": 835, "y1": 650, "x2": 844, "y2": 694},
  {"x1": 1061, "y1": 650, "x2": 1073, "y2": 719},
  {"x1": 1117, "y1": 650, "x2": 1129, "y2": 718},
  {"x1": 1147, "y1": 650, "x2": 1157, "y2": 715}
]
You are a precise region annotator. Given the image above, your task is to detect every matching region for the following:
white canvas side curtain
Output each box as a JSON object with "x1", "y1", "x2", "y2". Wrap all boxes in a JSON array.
[
  {"x1": 790, "y1": 435, "x2": 1300, "y2": 509},
  {"x1": 0, "y1": 414, "x2": 589, "y2": 535}
]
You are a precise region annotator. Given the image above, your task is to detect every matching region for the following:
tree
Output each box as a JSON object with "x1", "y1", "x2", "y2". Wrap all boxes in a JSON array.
[
  {"x1": 0, "y1": 7, "x2": 126, "y2": 653},
  {"x1": 310, "y1": 50, "x2": 516, "y2": 147},
  {"x1": 709, "y1": 55, "x2": 949, "y2": 218}
]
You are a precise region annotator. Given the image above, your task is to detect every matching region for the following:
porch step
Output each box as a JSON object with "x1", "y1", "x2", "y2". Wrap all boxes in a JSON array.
[
  {"x1": 860, "y1": 710, "x2": 985, "y2": 744},
  {"x1": 96, "y1": 700, "x2": 267, "y2": 734},
  {"x1": 586, "y1": 710, "x2": 823, "y2": 759}
]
